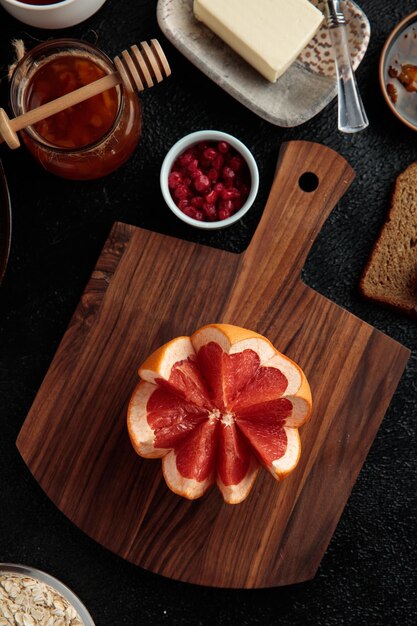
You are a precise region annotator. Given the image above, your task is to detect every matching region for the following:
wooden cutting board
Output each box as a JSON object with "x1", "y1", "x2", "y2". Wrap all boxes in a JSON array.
[{"x1": 17, "y1": 141, "x2": 410, "y2": 588}]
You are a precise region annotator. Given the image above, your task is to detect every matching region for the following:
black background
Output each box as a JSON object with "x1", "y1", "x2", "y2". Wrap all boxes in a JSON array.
[{"x1": 1, "y1": 1, "x2": 417, "y2": 624}]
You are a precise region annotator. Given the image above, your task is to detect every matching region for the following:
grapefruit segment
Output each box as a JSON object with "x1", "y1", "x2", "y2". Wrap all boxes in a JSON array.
[
  {"x1": 128, "y1": 323, "x2": 312, "y2": 503},
  {"x1": 235, "y1": 395, "x2": 311, "y2": 429},
  {"x1": 196, "y1": 340, "x2": 263, "y2": 408},
  {"x1": 216, "y1": 421, "x2": 259, "y2": 504},
  {"x1": 139, "y1": 336, "x2": 211, "y2": 408},
  {"x1": 139, "y1": 336, "x2": 195, "y2": 383},
  {"x1": 128, "y1": 381, "x2": 167, "y2": 458},
  {"x1": 148, "y1": 388, "x2": 208, "y2": 449},
  {"x1": 281, "y1": 396, "x2": 311, "y2": 428},
  {"x1": 235, "y1": 397, "x2": 293, "y2": 423},
  {"x1": 230, "y1": 365, "x2": 289, "y2": 411},
  {"x1": 162, "y1": 419, "x2": 218, "y2": 499},
  {"x1": 271, "y1": 428, "x2": 301, "y2": 478},
  {"x1": 127, "y1": 382, "x2": 208, "y2": 457},
  {"x1": 237, "y1": 420, "x2": 301, "y2": 479},
  {"x1": 262, "y1": 352, "x2": 303, "y2": 396},
  {"x1": 191, "y1": 324, "x2": 276, "y2": 364}
]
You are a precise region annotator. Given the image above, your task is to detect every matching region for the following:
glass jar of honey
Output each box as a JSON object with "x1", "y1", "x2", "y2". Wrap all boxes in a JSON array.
[{"x1": 10, "y1": 39, "x2": 142, "y2": 180}]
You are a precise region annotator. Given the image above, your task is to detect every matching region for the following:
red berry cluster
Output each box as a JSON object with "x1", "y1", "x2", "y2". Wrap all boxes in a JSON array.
[{"x1": 168, "y1": 140, "x2": 251, "y2": 222}]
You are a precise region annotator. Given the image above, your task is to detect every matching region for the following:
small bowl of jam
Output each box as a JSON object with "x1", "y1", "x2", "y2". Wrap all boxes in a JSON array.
[
  {"x1": 380, "y1": 10, "x2": 417, "y2": 131},
  {"x1": 10, "y1": 39, "x2": 142, "y2": 180},
  {"x1": 0, "y1": 0, "x2": 107, "y2": 29},
  {"x1": 160, "y1": 130, "x2": 259, "y2": 230}
]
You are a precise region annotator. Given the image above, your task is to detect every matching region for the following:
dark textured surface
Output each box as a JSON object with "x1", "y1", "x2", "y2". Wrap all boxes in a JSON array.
[{"x1": 0, "y1": 0, "x2": 416, "y2": 624}]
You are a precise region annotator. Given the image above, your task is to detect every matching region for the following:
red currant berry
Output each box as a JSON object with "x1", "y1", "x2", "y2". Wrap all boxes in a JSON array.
[
  {"x1": 221, "y1": 187, "x2": 240, "y2": 200},
  {"x1": 208, "y1": 168, "x2": 219, "y2": 182},
  {"x1": 178, "y1": 199, "x2": 190, "y2": 210},
  {"x1": 191, "y1": 168, "x2": 203, "y2": 180},
  {"x1": 179, "y1": 151, "x2": 194, "y2": 167},
  {"x1": 203, "y1": 147, "x2": 217, "y2": 161},
  {"x1": 222, "y1": 166, "x2": 235, "y2": 182},
  {"x1": 229, "y1": 155, "x2": 244, "y2": 172},
  {"x1": 168, "y1": 171, "x2": 182, "y2": 189},
  {"x1": 218, "y1": 208, "x2": 233, "y2": 220},
  {"x1": 205, "y1": 189, "x2": 218, "y2": 204},
  {"x1": 174, "y1": 185, "x2": 190, "y2": 200},
  {"x1": 219, "y1": 199, "x2": 234, "y2": 213},
  {"x1": 203, "y1": 203, "x2": 217, "y2": 220},
  {"x1": 194, "y1": 210, "x2": 205, "y2": 221},
  {"x1": 194, "y1": 175, "x2": 211, "y2": 193},
  {"x1": 213, "y1": 154, "x2": 224, "y2": 171},
  {"x1": 191, "y1": 196, "x2": 204, "y2": 209},
  {"x1": 187, "y1": 159, "x2": 199, "y2": 173},
  {"x1": 218, "y1": 141, "x2": 230, "y2": 154},
  {"x1": 182, "y1": 205, "x2": 195, "y2": 218}
]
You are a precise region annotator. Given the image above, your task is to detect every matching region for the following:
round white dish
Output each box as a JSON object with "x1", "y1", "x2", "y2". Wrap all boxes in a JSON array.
[
  {"x1": 0, "y1": 0, "x2": 106, "y2": 29},
  {"x1": 160, "y1": 130, "x2": 259, "y2": 230}
]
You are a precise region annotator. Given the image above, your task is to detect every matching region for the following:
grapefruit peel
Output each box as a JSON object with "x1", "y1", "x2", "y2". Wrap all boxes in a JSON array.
[{"x1": 127, "y1": 324, "x2": 312, "y2": 504}]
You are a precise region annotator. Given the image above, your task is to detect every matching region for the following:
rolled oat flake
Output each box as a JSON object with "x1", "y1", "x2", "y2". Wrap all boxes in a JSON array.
[{"x1": 0, "y1": 574, "x2": 83, "y2": 626}]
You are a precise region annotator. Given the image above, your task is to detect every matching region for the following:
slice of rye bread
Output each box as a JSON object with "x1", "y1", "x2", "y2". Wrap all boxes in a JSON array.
[{"x1": 360, "y1": 162, "x2": 417, "y2": 317}]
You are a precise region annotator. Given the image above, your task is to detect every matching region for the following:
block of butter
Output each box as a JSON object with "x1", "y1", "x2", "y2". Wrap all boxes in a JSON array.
[{"x1": 193, "y1": 0, "x2": 324, "y2": 83}]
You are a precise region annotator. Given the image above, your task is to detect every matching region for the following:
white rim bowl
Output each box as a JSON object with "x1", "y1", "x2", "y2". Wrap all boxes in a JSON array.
[
  {"x1": 2, "y1": 0, "x2": 75, "y2": 8},
  {"x1": 160, "y1": 130, "x2": 259, "y2": 230},
  {"x1": 0, "y1": 0, "x2": 106, "y2": 28}
]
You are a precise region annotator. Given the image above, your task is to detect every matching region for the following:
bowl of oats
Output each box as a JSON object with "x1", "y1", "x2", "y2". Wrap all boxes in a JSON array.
[{"x1": 0, "y1": 563, "x2": 95, "y2": 625}]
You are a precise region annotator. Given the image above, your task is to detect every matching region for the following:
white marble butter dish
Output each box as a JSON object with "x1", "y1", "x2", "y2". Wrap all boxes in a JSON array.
[{"x1": 157, "y1": 0, "x2": 370, "y2": 127}]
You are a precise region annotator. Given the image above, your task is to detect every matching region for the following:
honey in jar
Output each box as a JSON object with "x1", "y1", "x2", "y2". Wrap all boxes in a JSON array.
[
  {"x1": 10, "y1": 39, "x2": 142, "y2": 180},
  {"x1": 26, "y1": 55, "x2": 119, "y2": 150}
]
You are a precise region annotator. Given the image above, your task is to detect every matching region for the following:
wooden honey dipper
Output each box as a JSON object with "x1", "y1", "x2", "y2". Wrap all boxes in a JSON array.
[{"x1": 0, "y1": 39, "x2": 171, "y2": 150}]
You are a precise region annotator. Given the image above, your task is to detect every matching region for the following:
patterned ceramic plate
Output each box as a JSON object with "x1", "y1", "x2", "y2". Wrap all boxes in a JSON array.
[{"x1": 157, "y1": 0, "x2": 370, "y2": 127}]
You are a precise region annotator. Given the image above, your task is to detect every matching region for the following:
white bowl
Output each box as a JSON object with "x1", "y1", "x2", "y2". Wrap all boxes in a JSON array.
[
  {"x1": 0, "y1": 0, "x2": 106, "y2": 29},
  {"x1": 160, "y1": 130, "x2": 259, "y2": 230}
]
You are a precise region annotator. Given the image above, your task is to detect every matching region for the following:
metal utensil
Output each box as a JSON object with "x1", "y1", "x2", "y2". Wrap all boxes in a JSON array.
[
  {"x1": 0, "y1": 160, "x2": 11, "y2": 285},
  {"x1": 325, "y1": 0, "x2": 369, "y2": 133}
]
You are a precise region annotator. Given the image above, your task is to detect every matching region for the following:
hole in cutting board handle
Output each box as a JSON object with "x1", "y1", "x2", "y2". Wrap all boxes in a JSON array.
[{"x1": 298, "y1": 172, "x2": 319, "y2": 192}]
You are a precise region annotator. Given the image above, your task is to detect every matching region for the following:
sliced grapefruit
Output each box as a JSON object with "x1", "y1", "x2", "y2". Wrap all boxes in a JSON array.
[{"x1": 127, "y1": 323, "x2": 312, "y2": 504}]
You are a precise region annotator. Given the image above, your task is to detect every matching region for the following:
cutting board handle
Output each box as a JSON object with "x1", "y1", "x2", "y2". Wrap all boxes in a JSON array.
[{"x1": 245, "y1": 141, "x2": 355, "y2": 290}]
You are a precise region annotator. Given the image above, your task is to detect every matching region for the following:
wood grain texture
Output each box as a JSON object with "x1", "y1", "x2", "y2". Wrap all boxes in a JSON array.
[{"x1": 16, "y1": 142, "x2": 410, "y2": 588}]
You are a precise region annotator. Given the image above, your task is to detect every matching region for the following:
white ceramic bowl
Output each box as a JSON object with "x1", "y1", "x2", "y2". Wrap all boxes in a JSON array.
[
  {"x1": 0, "y1": 0, "x2": 106, "y2": 29},
  {"x1": 160, "y1": 130, "x2": 259, "y2": 230}
]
